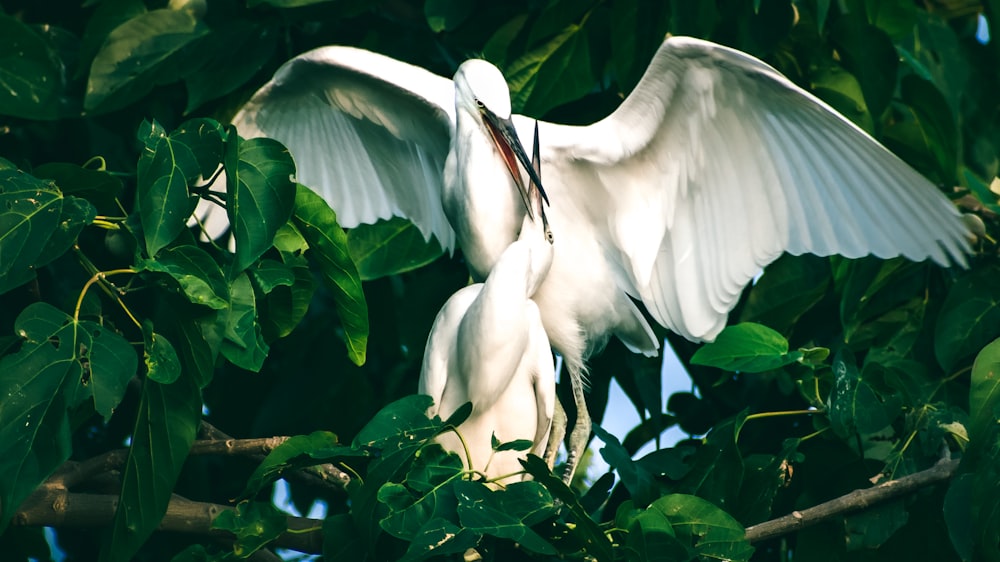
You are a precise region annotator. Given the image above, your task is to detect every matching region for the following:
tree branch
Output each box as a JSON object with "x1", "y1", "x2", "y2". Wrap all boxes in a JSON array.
[
  {"x1": 745, "y1": 457, "x2": 960, "y2": 543},
  {"x1": 10, "y1": 487, "x2": 323, "y2": 555}
]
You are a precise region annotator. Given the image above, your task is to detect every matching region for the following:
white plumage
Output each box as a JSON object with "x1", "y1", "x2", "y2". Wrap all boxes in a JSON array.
[
  {"x1": 233, "y1": 36, "x2": 970, "y2": 479},
  {"x1": 418, "y1": 185, "x2": 555, "y2": 483}
]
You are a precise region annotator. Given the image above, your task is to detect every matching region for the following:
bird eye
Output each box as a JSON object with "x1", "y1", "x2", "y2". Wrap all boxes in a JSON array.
[{"x1": 475, "y1": 99, "x2": 485, "y2": 109}]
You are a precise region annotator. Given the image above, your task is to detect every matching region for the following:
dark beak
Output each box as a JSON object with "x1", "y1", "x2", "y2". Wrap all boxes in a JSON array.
[{"x1": 480, "y1": 106, "x2": 550, "y2": 220}]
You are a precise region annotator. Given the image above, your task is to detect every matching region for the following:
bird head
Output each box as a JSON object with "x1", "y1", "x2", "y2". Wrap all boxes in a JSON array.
[{"x1": 454, "y1": 59, "x2": 549, "y2": 223}]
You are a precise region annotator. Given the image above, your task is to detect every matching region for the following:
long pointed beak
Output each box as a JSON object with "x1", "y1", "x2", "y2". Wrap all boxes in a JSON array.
[{"x1": 480, "y1": 107, "x2": 550, "y2": 219}]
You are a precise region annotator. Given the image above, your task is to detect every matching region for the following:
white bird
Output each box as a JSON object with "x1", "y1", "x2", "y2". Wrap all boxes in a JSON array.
[
  {"x1": 418, "y1": 150, "x2": 555, "y2": 483},
  {"x1": 232, "y1": 36, "x2": 970, "y2": 479}
]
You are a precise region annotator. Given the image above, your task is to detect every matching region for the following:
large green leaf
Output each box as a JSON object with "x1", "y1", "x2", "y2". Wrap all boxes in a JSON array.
[
  {"x1": 505, "y1": 22, "x2": 594, "y2": 116},
  {"x1": 139, "y1": 245, "x2": 229, "y2": 310},
  {"x1": 241, "y1": 431, "x2": 366, "y2": 498},
  {"x1": 225, "y1": 134, "x2": 296, "y2": 275},
  {"x1": 690, "y1": 323, "x2": 803, "y2": 373},
  {"x1": 212, "y1": 501, "x2": 288, "y2": 558},
  {"x1": 969, "y1": 338, "x2": 1000, "y2": 445},
  {"x1": 220, "y1": 272, "x2": 268, "y2": 372},
  {"x1": 33, "y1": 162, "x2": 124, "y2": 216},
  {"x1": 830, "y1": 350, "x2": 894, "y2": 438},
  {"x1": 347, "y1": 218, "x2": 444, "y2": 281},
  {"x1": 830, "y1": 17, "x2": 898, "y2": 119},
  {"x1": 292, "y1": 184, "x2": 368, "y2": 366},
  {"x1": 100, "y1": 376, "x2": 200, "y2": 562},
  {"x1": 183, "y1": 22, "x2": 277, "y2": 113},
  {"x1": 0, "y1": 304, "x2": 79, "y2": 533},
  {"x1": 649, "y1": 494, "x2": 754, "y2": 561},
  {"x1": 85, "y1": 9, "x2": 208, "y2": 113},
  {"x1": 136, "y1": 125, "x2": 199, "y2": 257},
  {"x1": 79, "y1": 321, "x2": 138, "y2": 421},
  {"x1": 0, "y1": 167, "x2": 96, "y2": 295},
  {"x1": 454, "y1": 480, "x2": 558, "y2": 554},
  {"x1": 935, "y1": 264, "x2": 1000, "y2": 372},
  {"x1": 0, "y1": 14, "x2": 63, "y2": 119}
]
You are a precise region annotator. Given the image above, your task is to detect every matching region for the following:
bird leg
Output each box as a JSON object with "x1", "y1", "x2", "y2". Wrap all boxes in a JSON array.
[
  {"x1": 543, "y1": 398, "x2": 567, "y2": 470},
  {"x1": 562, "y1": 364, "x2": 590, "y2": 484}
]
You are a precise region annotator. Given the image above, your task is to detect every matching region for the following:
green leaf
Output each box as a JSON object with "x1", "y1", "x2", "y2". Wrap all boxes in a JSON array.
[
  {"x1": 136, "y1": 126, "x2": 199, "y2": 257},
  {"x1": 80, "y1": 321, "x2": 137, "y2": 421},
  {"x1": 405, "y1": 444, "x2": 463, "y2": 494},
  {"x1": 33, "y1": 162, "x2": 124, "y2": 215},
  {"x1": 322, "y1": 514, "x2": 366, "y2": 562},
  {"x1": 139, "y1": 245, "x2": 229, "y2": 309},
  {"x1": 353, "y1": 395, "x2": 442, "y2": 454},
  {"x1": 241, "y1": 431, "x2": 365, "y2": 498},
  {"x1": 397, "y1": 518, "x2": 479, "y2": 562},
  {"x1": 944, "y1": 474, "x2": 973, "y2": 562},
  {"x1": 212, "y1": 501, "x2": 288, "y2": 558},
  {"x1": 85, "y1": 9, "x2": 208, "y2": 113},
  {"x1": 935, "y1": 265, "x2": 1000, "y2": 372},
  {"x1": 0, "y1": 14, "x2": 63, "y2": 120},
  {"x1": 424, "y1": 0, "x2": 475, "y2": 32},
  {"x1": 740, "y1": 254, "x2": 831, "y2": 334},
  {"x1": 454, "y1": 480, "x2": 557, "y2": 554},
  {"x1": 169, "y1": 118, "x2": 226, "y2": 180},
  {"x1": 830, "y1": 18, "x2": 898, "y2": 119},
  {"x1": 970, "y1": 338, "x2": 1000, "y2": 445},
  {"x1": 247, "y1": 0, "x2": 335, "y2": 6},
  {"x1": 0, "y1": 303, "x2": 78, "y2": 533},
  {"x1": 225, "y1": 133, "x2": 296, "y2": 275},
  {"x1": 220, "y1": 272, "x2": 268, "y2": 372},
  {"x1": 183, "y1": 22, "x2": 277, "y2": 113},
  {"x1": 593, "y1": 425, "x2": 659, "y2": 507},
  {"x1": 505, "y1": 22, "x2": 594, "y2": 116},
  {"x1": 76, "y1": 0, "x2": 147, "y2": 78},
  {"x1": 101, "y1": 376, "x2": 200, "y2": 562},
  {"x1": 626, "y1": 508, "x2": 691, "y2": 562},
  {"x1": 0, "y1": 167, "x2": 96, "y2": 295},
  {"x1": 691, "y1": 323, "x2": 802, "y2": 373},
  {"x1": 520, "y1": 455, "x2": 614, "y2": 560},
  {"x1": 649, "y1": 494, "x2": 754, "y2": 561},
  {"x1": 261, "y1": 254, "x2": 315, "y2": 339},
  {"x1": 142, "y1": 322, "x2": 181, "y2": 384},
  {"x1": 161, "y1": 307, "x2": 224, "y2": 389},
  {"x1": 378, "y1": 479, "x2": 459, "y2": 541},
  {"x1": 347, "y1": 218, "x2": 444, "y2": 280},
  {"x1": 844, "y1": 500, "x2": 909, "y2": 550},
  {"x1": 293, "y1": 184, "x2": 368, "y2": 366},
  {"x1": 830, "y1": 350, "x2": 895, "y2": 438}
]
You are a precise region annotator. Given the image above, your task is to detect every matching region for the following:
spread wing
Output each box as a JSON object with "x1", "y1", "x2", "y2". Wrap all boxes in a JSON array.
[
  {"x1": 234, "y1": 46, "x2": 458, "y2": 250},
  {"x1": 539, "y1": 36, "x2": 969, "y2": 342}
]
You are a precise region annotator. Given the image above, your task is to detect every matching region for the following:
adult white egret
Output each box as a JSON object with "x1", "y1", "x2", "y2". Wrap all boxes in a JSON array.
[
  {"x1": 233, "y1": 36, "x2": 970, "y2": 480},
  {"x1": 418, "y1": 139, "x2": 555, "y2": 483}
]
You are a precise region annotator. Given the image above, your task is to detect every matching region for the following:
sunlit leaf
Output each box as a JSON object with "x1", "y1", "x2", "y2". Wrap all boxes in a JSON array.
[
  {"x1": 225, "y1": 133, "x2": 296, "y2": 275},
  {"x1": 969, "y1": 338, "x2": 1000, "y2": 444},
  {"x1": 293, "y1": 184, "x2": 368, "y2": 365},
  {"x1": 424, "y1": 0, "x2": 475, "y2": 32},
  {"x1": 649, "y1": 494, "x2": 754, "y2": 561},
  {"x1": 347, "y1": 218, "x2": 444, "y2": 281},
  {"x1": 691, "y1": 323, "x2": 803, "y2": 372},
  {"x1": 212, "y1": 501, "x2": 288, "y2": 558}
]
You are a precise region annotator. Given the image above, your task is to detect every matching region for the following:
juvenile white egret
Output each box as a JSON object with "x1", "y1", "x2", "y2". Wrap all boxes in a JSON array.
[
  {"x1": 418, "y1": 147, "x2": 555, "y2": 483},
  {"x1": 233, "y1": 36, "x2": 970, "y2": 480}
]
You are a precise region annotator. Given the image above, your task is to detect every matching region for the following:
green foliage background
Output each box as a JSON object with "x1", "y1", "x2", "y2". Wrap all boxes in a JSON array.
[{"x1": 1, "y1": 0, "x2": 999, "y2": 560}]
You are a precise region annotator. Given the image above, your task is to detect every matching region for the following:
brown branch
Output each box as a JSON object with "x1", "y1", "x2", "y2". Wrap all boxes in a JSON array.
[
  {"x1": 745, "y1": 457, "x2": 960, "y2": 543},
  {"x1": 10, "y1": 488, "x2": 323, "y2": 555},
  {"x1": 198, "y1": 422, "x2": 352, "y2": 492}
]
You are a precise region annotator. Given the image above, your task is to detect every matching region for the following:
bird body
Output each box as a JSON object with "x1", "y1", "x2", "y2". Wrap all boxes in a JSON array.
[
  {"x1": 233, "y1": 35, "x2": 971, "y2": 479},
  {"x1": 419, "y1": 203, "x2": 555, "y2": 482}
]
